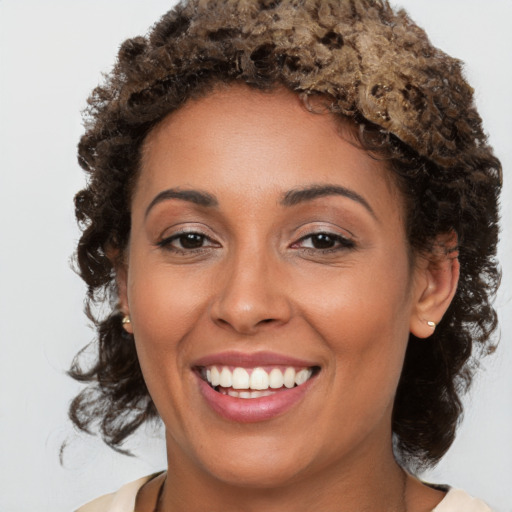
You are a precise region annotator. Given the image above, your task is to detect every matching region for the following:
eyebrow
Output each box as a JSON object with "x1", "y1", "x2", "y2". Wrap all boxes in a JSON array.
[
  {"x1": 280, "y1": 184, "x2": 376, "y2": 218},
  {"x1": 145, "y1": 184, "x2": 375, "y2": 219},
  {"x1": 145, "y1": 188, "x2": 219, "y2": 218}
]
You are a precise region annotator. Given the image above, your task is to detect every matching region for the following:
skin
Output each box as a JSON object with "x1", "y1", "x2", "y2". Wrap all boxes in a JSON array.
[{"x1": 117, "y1": 85, "x2": 459, "y2": 511}]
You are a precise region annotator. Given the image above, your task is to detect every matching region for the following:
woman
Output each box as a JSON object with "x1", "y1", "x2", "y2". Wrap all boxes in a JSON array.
[{"x1": 70, "y1": 0, "x2": 501, "y2": 510}]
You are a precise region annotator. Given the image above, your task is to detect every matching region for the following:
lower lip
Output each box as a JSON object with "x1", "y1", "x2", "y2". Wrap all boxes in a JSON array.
[{"x1": 196, "y1": 373, "x2": 317, "y2": 423}]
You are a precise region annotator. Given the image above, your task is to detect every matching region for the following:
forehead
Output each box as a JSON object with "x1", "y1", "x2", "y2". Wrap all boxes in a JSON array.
[{"x1": 137, "y1": 85, "x2": 403, "y2": 220}]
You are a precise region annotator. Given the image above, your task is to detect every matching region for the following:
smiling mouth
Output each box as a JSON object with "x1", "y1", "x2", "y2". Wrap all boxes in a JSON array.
[{"x1": 198, "y1": 365, "x2": 320, "y2": 399}]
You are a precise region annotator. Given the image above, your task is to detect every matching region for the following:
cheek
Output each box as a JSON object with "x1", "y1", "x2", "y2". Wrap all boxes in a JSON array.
[
  {"x1": 300, "y1": 251, "x2": 412, "y2": 342},
  {"x1": 297, "y1": 251, "x2": 413, "y2": 399},
  {"x1": 308, "y1": 287, "x2": 410, "y2": 452},
  {"x1": 125, "y1": 260, "x2": 211, "y2": 394},
  {"x1": 128, "y1": 260, "x2": 209, "y2": 336},
  {"x1": 125, "y1": 271, "x2": 207, "y2": 439}
]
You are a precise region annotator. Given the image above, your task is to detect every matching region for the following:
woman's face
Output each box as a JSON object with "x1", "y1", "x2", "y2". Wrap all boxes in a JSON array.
[{"x1": 120, "y1": 86, "x2": 428, "y2": 487}]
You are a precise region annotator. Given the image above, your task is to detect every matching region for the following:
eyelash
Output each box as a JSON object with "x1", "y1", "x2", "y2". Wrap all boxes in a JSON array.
[
  {"x1": 157, "y1": 231, "x2": 218, "y2": 253},
  {"x1": 157, "y1": 230, "x2": 355, "y2": 254},
  {"x1": 291, "y1": 232, "x2": 355, "y2": 253}
]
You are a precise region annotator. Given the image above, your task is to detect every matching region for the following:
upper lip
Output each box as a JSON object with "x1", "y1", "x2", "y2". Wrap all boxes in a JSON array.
[{"x1": 192, "y1": 351, "x2": 319, "y2": 368}]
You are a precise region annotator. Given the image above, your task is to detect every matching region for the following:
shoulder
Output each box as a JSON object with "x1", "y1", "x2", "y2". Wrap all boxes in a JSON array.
[
  {"x1": 75, "y1": 474, "x2": 159, "y2": 512},
  {"x1": 434, "y1": 488, "x2": 493, "y2": 512}
]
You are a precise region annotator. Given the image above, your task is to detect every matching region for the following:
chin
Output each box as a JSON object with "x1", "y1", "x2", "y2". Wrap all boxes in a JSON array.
[
  {"x1": 178, "y1": 429, "x2": 321, "y2": 489},
  {"x1": 203, "y1": 453, "x2": 311, "y2": 489}
]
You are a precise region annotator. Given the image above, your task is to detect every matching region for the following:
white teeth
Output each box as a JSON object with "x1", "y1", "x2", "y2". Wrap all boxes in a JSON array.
[
  {"x1": 269, "y1": 368, "x2": 284, "y2": 389},
  {"x1": 232, "y1": 367, "x2": 250, "y2": 389},
  {"x1": 203, "y1": 365, "x2": 315, "y2": 393},
  {"x1": 249, "y1": 390, "x2": 274, "y2": 398},
  {"x1": 219, "y1": 367, "x2": 232, "y2": 388},
  {"x1": 226, "y1": 389, "x2": 275, "y2": 399},
  {"x1": 295, "y1": 368, "x2": 312, "y2": 386},
  {"x1": 250, "y1": 368, "x2": 269, "y2": 390},
  {"x1": 210, "y1": 366, "x2": 220, "y2": 387},
  {"x1": 284, "y1": 367, "x2": 296, "y2": 388}
]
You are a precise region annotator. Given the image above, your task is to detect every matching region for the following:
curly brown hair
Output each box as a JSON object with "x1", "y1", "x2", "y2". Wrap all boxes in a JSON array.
[{"x1": 69, "y1": 0, "x2": 502, "y2": 469}]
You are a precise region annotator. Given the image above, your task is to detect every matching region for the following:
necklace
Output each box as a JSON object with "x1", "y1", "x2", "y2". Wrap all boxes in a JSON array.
[{"x1": 152, "y1": 469, "x2": 408, "y2": 512}]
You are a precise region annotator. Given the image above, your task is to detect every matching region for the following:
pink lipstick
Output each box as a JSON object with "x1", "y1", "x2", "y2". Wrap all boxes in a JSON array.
[{"x1": 193, "y1": 351, "x2": 320, "y2": 422}]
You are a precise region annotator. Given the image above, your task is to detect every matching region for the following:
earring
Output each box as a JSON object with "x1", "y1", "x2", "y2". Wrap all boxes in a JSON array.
[
  {"x1": 427, "y1": 320, "x2": 436, "y2": 329},
  {"x1": 122, "y1": 315, "x2": 131, "y2": 325}
]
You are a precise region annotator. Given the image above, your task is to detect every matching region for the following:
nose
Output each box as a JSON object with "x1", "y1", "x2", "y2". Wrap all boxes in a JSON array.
[{"x1": 210, "y1": 249, "x2": 292, "y2": 335}]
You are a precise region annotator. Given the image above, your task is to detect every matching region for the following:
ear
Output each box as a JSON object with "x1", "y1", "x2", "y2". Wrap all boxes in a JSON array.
[
  {"x1": 107, "y1": 245, "x2": 133, "y2": 335},
  {"x1": 409, "y1": 232, "x2": 460, "y2": 339}
]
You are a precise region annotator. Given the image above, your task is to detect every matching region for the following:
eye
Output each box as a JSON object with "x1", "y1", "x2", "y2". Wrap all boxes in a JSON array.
[
  {"x1": 157, "y1": 231, "x2": 219, "y2": 252},
  {"x1": 293, "y1": 232, "x2": 355, "y2": 251}
]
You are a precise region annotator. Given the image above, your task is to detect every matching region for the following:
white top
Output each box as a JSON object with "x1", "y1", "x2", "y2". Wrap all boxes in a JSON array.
[{"x1": 76, "y1": 475, "x2": 493, "y2": 512}]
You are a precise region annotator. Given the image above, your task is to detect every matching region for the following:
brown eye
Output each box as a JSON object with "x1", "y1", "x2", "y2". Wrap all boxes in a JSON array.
[
  {"x1": 158, "y1": 231, "x2": 219, "y2": 252},
  {"x1": 178, "y1": 233, "x2": 206, "y2": 249},
  {"x1": 310, "y1": 233, "x2": 337, "y2": 249},
  {"x1": 293, "y1": 232, "x2": 355, "y2": 252}
]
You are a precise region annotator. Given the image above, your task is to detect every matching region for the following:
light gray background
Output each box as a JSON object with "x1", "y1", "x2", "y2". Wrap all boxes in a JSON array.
[{"x1": 0, "y1": 1, "x2": 511, "y2": 511}]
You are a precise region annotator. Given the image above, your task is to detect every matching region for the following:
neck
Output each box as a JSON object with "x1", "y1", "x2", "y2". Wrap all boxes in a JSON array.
[{"x1": 157, "y1": 434, "x2": 407, "y2": 512}]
